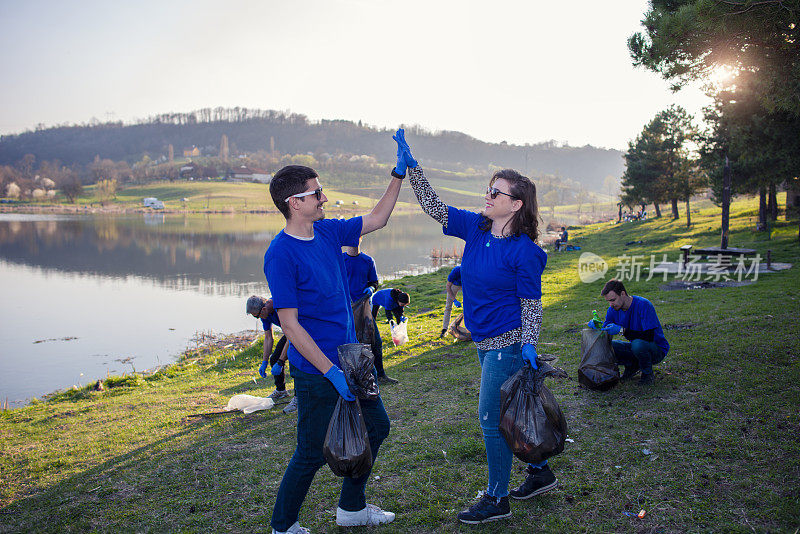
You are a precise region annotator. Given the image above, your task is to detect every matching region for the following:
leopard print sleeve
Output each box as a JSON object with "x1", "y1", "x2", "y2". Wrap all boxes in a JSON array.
[
  {"x1": 520, "y1": 298, "x2": 543, "y2": 347},
  {"x1": 408, "y1": 166, "x2": 448, "y2": 228}
]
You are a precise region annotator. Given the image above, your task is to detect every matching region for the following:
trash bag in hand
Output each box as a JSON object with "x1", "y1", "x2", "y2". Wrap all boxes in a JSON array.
[
  {"x1": 578, "y1": 328, "x2": 619, "y2": 391},
  {"x1": 389, "y1": 318, "x2": 408, "y2": 346},
  {"x1": 499, "y1": 361, "x2": 568, "y2": 464},
  {"x1": 323, "y1": 397, "x2": 373, "y2": 478},
  {"x1": 351, "y1": 293, "x2": 375, "y2": 345},
  {"x1": 337, "y1": 343, "x2": 379, "y2": 400}
]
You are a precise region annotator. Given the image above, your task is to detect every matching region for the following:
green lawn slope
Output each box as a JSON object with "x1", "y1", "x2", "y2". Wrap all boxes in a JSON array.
[{"x1": 1, "y1": 197, "x2": 798, "y2": 533}]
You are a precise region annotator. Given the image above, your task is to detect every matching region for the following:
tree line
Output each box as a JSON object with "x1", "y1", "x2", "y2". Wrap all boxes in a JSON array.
[
  {"x1": 621, "y1": 0, "x2": 799, "y2": 238},
  {"x1": 0, "y1": 108, "x2": 624, "y2": 194}
]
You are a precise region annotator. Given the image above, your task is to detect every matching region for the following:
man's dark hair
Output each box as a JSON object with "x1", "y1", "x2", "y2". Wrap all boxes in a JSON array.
[
  {"x1": 391, "y1": 289, "x2": 410, "y2": 305},
  {"x1": 601, "y1": 279, "x2": 627, "y2": 296},
  {"x1": 269, "y1": 165, "x2": 319, "y2": 219}
]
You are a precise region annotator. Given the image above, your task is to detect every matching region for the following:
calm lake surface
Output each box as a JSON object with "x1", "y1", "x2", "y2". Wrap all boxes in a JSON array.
[{"x1": 0, "y1": 211, "x2": 468, "y2": 406}]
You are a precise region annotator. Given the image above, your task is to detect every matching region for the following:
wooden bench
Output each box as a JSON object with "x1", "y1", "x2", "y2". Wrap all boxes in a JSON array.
[
  {"x1": 679, "y1": 244, "x2": 693, "y2": 266},
  {"x1": 693, "y1": 246, "x2": 758, "y2": 269}
]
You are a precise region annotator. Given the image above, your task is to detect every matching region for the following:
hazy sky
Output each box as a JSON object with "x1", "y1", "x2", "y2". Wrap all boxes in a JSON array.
[{"x1": 0, "y1": 0, "x2": 713, "y2": 150}]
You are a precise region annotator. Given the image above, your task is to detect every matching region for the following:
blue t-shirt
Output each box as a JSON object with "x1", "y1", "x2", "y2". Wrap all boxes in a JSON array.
[
  {"x1": 343, "y1": 252, "x2": 378, "y2": 303},
  {"x1": 444, "y1": 207, "x2": 547, "y2": 342},
  {"x1": 264, "y1": 217, "x2": 362, "y2": 374},
  {"x1": 603, "y1": 295, "x2": 669, "y2": 355},
  {"x1": 447, "y1": 265, "x2": 462, "y2": 286},
  {"x1": 260, "y1": 309, "x2": 281, "y2": 332},
  {"x1": 371, "y1": 288, "x2": 399, "y2": 311}
]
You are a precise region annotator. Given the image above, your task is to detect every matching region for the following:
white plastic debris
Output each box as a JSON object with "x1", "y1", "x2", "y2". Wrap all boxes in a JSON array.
[
  {"x1": 224, "y1": 394, "x2": 275, "y2": 414},
  {"x1": 565, "y1": 438, "x2": 575, "y2": 443},
  {"x1": 642, "y1": 448, "x2": 652, "y2": 455}
]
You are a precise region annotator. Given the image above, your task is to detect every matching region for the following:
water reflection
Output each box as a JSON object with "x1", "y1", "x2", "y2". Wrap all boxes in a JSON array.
[
  {"x1": 0, "y1": 212, "x2": 462, "y2": 405},
  {"x1": 0, "y1": 212, "x2": 461, "y2": 292}
]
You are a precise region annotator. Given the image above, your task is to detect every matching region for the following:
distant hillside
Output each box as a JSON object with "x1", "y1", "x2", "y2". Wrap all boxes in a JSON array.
[{"x1": 0, "y1": 108, "x2": 624, "y2": 192}]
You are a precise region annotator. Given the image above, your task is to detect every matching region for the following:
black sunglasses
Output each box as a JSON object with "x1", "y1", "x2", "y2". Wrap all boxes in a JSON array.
[
  {"x1": 285, "y1": 187, "x2": 324, "y2": 203},
  {"x1": 486, "y1": 186, "x2": 518, "y2": 200}
]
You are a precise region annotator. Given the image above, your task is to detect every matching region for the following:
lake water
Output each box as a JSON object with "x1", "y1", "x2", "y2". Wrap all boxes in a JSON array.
[{"x1": 0, "y1": 212, "x2": 468, "y2": 406}]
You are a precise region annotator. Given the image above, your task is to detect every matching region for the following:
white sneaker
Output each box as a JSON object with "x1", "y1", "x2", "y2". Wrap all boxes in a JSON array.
[
  {"x1": 271, "y1": 521, "x2": 310, "y2": 534},
  {"x1": 268, "y1": 389, "x2": 290, "y2": 401},
  {"x1": 336, "y1": 504, "x2": 395, "y2": 526},
  {"x1": 282, "y1": 396, "x2": 298, "y2": 414}
]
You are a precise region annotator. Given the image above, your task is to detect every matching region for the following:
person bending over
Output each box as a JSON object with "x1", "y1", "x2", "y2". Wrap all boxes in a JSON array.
[
  {"x1": 369, "y1": 288, "x2": 409, "y2": 384},
  {"x1": 396, "y1": 129, "x2": 559, "y2": 524},
  {"x1": 441, "y1": 265, "x2": 463, "y2": 338},
  {"x1": 246, "y1": 295, "x2": 298, "y2": 413},
  {"x1": 587, "y1": 279, "x2": 669, "y2": 385},
  {"x1": 264, "y1": 149, "x2": 403, "y2": 533}
]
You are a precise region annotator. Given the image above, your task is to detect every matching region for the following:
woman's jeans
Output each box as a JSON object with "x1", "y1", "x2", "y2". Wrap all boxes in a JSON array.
[
  {"x1": 270, "y1": 365, "x2": 390, "y2": 531},
  {"x1": 611, "y1": 339, "x2": 665, "y2": 376},
  {"x1": 477, "y1": 342, "x2": 526, "y2": 498}
]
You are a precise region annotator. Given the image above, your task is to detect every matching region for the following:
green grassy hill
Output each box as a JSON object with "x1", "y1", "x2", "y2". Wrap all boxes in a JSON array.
[{"x1": 1, "y1": 197, "x2": 798, "y2": 532}]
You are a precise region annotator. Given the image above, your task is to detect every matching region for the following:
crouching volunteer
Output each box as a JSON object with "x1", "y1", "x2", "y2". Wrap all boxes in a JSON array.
[
  {"x1": 396, "y1": 129, "x2": 559, "y2": 524},
  {"x1": 264, "y1": 154, "x2": 403, "y2": 533},
  {"x1": 587, "y1": 279, "x2": 669, "y2": 385},
  {"x1": 369, "y1": 287, "x2": 409, "y2": 384}
]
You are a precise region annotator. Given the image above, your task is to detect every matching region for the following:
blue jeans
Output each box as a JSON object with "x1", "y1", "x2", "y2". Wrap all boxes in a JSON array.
[
  {"x1": 270, "y1": 365, "x2": 391, "y2": 531},
  {"x1": 611, "y1": 339, "x2": 665, "y2": 376},
  {"x1": 477, "y1": 342, "x2": 528, "y2": 498}
]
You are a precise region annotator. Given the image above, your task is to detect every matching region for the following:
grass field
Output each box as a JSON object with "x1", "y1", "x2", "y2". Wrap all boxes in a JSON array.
[{"x1": 1, "y1": 197, "x2": 798, "y2": 533}]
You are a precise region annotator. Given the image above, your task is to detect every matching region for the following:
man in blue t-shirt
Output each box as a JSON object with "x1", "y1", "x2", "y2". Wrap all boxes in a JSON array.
[
  {"x1": 441, "y1": 265, "x2": 463, "y2": 338},
  {"x1": 343, "y1": 239, "x2": 379, "y2": 303},
  {"x1": 264, "y1": 162, "x2": 403, "y2": 533},
  {"x1": 588, "y1": 279, "x2": 669, "y2": 386},
  {"x1": 342, "y1": 240, "x2": 399, "y2": 384}
]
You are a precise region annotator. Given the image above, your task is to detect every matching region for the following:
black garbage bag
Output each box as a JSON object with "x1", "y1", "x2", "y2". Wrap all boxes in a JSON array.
[
  {"x1": 578, "y1": 329, "x2": 619, "y2": 391},
  {"x1": 499, "y1": 361, "x2": 568, "y2": 465},
  {"x1": 337, "y1": 343, "x2": 379, "y2": 400},
  {"x1": 351, "y1": 294, "x2": 375, "y2": 345},
  {"x1": 323, "y1": 397, "x2": 373, "y2": 478}
]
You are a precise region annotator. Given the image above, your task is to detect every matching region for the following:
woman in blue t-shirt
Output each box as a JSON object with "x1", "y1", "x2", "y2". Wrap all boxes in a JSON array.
[{"x1": 393, "y1": 130, "x2": 557, "y2": 524}]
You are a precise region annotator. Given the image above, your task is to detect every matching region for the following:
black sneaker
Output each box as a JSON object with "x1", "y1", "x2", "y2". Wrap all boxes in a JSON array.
[
  {"x1": 457, "y1": 493, "x2": 511, "y2": 524},
  {"x1": 639, "y1": 373, "x2": 654, "y2": 386},
  {"x1": 510, "y1": 464, "x2": 558, "y2": 500},
  {"x1": 620, "y1": 363, "x2": 640, "y2": 381},
  {"x1": 439, "y1": 328, "x2": 447, "y2": 338}
]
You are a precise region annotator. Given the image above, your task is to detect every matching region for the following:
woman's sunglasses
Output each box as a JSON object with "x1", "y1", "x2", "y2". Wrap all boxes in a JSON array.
[
  {"x1": 486, "y1": 186, "x2": 517, "y2": 200},
  {"x1": 285, "y1": 187, "x2": 324, "y2": 203}
]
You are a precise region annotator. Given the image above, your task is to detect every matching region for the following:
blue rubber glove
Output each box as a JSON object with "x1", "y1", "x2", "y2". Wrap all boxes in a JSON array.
[
  {"x1": 393, "y1": 131, "x2": 407, "y2": 176},
  {"x1": 587, "y1": 320, "x2": 597, "y2": 330},
  {"x1": 602, "y1": 323, "x2": 622, "y2": 336},
  {"x1": 324, "y1": 365, "x2": 356, "y2": 401},
  {"x1": 258, "y1": 360, "x2": 268, "y2": 378},
  {"x1": 400, "y1": 316, "x2": 407, "y2": 323},
  {"x1": 453, "y1": 299, "x2": 461, "y2": 308},
  {"x1": 271, "y1": 362, "x2": 284, "y2": 376},
  {"x1": 392, "y1": 128, "x2": 418, "y2": 168},
  {"x1": 362, "y1": 286, "x2": 375, "y2": 297},
  {"x1": 522, "y1": 343, "x2": 538, "y2": 369}
]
